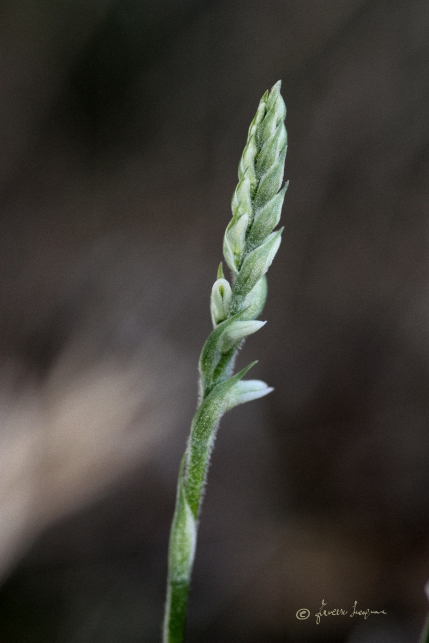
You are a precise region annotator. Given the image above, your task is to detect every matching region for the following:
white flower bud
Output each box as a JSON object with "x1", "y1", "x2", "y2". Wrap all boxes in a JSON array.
[
  {"x1": 224, "y1": 212, "x2": 249, "y2": 270},
  {"x1": 221, "y1": 320, "x2": 266, "y2": 353},
  {"x1": 226, "y1": 379, "x2": 274, "y2": 411},
  {"x1": 210, "y1": 278, "x2": 232, "y2": 327}
]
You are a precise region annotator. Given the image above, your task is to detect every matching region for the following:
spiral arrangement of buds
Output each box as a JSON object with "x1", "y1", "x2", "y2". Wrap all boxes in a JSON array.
[{"x1": 162, "y1": 81, "x2": 287, "y2": 643}]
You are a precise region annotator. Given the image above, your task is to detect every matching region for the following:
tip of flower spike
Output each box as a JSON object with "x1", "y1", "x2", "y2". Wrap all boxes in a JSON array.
[
  {"x1": 265, "y1": 80, "x2": 286, "y2": 121},
  {"x1": 247, "y1": 91, "x2": 269, "y2": 141},
  {"x1": 261, "y1": 82, "x2": 281, "y2": 113},
  {"x1": 266, "y1": 81, "x2": 281, "y2": 102}
]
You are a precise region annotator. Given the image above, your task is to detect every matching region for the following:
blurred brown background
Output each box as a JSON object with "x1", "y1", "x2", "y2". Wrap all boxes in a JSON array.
[{"x1": 1, "y1": 0, "x2": 429, "y2": 641}]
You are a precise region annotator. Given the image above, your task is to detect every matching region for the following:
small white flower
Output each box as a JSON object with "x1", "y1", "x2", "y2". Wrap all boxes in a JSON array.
[{"x1": 210, "y1": 278, "x2": 232, "y2": 326}]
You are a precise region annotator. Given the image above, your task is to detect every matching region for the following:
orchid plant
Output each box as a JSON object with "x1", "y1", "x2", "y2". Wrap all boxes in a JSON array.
[{"x1": 162, "y1": 81, "x2": 288, "y2": 643}]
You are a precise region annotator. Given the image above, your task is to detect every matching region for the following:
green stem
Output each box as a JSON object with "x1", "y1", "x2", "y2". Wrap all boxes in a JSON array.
[
  {"x1": 162, "y1": 365, "x2": 256, "y2": 642},
  {"x1": 162, "y1": 456, "x2": 194, "y2": 643},
  {"x1": 162, "y1": 582, "x2": 189, "y2": 643}
]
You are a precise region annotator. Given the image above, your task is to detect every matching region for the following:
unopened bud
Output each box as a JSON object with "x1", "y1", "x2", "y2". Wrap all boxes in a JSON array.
[
  {"x1": 210, "y1": 278, "x2": 232, "y2": 327},
  {"x1": 256, "y1": 124, "x2": 287, "y2": 179},
  {"x1": 247, "y1": 92, "x2": 268, "y2": 139},
  {"x1": 223, "y1": 212, "x2": 249, "y2": 272},
  {"x1": 221, "y1": 319, "x2": 266, "y2": 352},
  {"x1": 265, "y1": 80, "x2": 286, "y2": 121},
  {"x1": 227, "y1": 379, "x2": 274, "y2": 411},
  {"x1": 238, "y1": 137, "x2": 258, "y2": 188},
  {"x1": 254, "y1": 146, "x2": 287, "y2": 208},
  {"x1": 246, "y1": 183, "x2": 288, "y2": 250},
  {"x1": 239, "y1": 276, "x2": 268, "y2": 320},
  {"x1": 231, "y1": 177, "x2": 252, "y2": 219},
  {"x1": 233, "y1": 228, "x2": 283, "y2": 300}
]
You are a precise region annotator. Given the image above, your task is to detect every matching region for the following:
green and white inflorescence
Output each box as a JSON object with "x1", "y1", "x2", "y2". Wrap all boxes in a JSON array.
[{"x1": 162, "y1": 81, "x2": 288, "y2": 643}]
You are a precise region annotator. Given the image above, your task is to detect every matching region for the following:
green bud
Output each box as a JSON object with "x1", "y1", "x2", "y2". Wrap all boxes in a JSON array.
[
  {"x1": 267, "y1": 80, "x2": 286, "y2": 121},
  {"x1": 223, "y1": 235, "x2": 238, "y2": 275},
  {"x1": 199, "y1": 311, "x2": 244, "y2": 396},
  {"x1": 226, "y1": 379, "x2": 274, "y2": 411},
  {"x1": 265, "y1": 80, "x2": 286, "y2": 120},
  {"x1": 224, "y1": 212, "x2": 249, "y2": 270},
  {"x1": 246, "y1": 183, "x2": 288, "y2": 250},
  {"x1": 256, "y1": 82, "x2": 285, "y2": 143},
  {"x1": 238, "y1": 276, "x2": 268, "y2": 320},
  {"x1": 247, "y1": 91, "x2": 268, "y2": 139},
  {"x1": 254, "y1": 145, "x2": 287, "y2": 208},
  {"x1": 231, "y1": 177, "x2": 252, "y2": 219},
  {"x1": 210, "y1": 278, "x2": 232, "y2": 327},
  {"x1": 256, "y1": 124, "x2": 287, "y2": 178},
  {"x1": 238, "y1": 136, "x2": 258, "y2": 188},
  {"x1": 256, "y1": 106, "x2": 278, "y2": 149},
  {"x1": 232, "y1": 228, "x2": 283, "y2": 301},
  {"x1": 221, "y1": 320, "x2": 266, "y2": 353}
]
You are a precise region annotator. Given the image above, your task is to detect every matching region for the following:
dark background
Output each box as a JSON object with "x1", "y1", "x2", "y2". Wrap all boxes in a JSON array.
[{"x1": 1, "y1": 0, "x2": 429, "y2": 641}]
